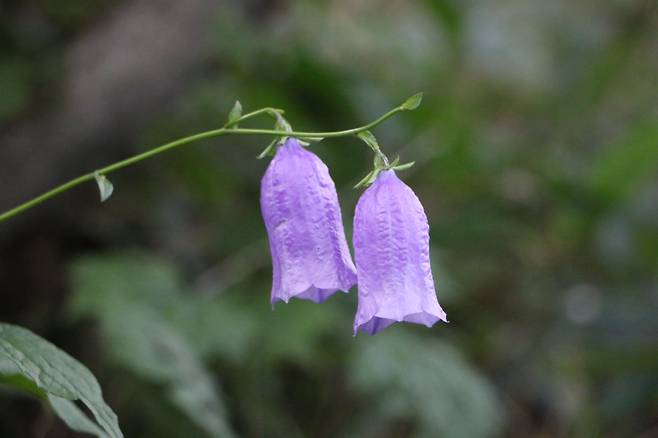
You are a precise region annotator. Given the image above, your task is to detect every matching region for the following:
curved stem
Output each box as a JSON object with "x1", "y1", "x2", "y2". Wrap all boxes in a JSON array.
[
  {"x1": 0, "y1": 104, "x2": 406, "y2": 223},
  {"x1": 224, "y1": 105, "x2": 404, "y2": 138}
]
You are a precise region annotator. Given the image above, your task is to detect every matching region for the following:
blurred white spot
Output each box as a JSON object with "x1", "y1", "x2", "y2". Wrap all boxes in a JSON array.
[{"x1": 564, "y1": 284, "x2": 602, "y2": 325}]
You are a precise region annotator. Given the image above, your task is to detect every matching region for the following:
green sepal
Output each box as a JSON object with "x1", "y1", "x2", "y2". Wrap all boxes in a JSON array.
[
  {"x1": 373, "y1": 153, "x2": 386, "y2": 169},
  {"x1": 298, "y1": 136, "x2": 324, "y2": 146},
  {"x1": 353, "y1": 170, "x2": 374, "y2": 189},
  {"x1": 353, "y1": 168, "x2": 382, "y2": 189},
  {"x1": 257, "y1": 138, "x2": 281, "y2": 159},
  {"x1": 392, "y1": 161, "x2": 415, "y2": 171}
]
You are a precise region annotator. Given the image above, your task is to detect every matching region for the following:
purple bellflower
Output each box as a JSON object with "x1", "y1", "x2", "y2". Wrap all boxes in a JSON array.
[
  {"x1": 353, "y1": 170, "x2": 447, "y2": 335},
  {"x1": 260, "y1": 138, "x2": 357, "y2": 305}
]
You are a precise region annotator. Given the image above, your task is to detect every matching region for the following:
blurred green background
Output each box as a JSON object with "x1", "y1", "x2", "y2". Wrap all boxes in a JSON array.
[{"x1": 1, "y1": 0, "x2": 657, "y2": 437}]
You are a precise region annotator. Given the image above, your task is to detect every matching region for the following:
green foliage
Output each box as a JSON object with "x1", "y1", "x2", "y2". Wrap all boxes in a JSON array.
[
  {"x1": 349, "y1": 332, "x2": 500, "y2": 438},
  {"x1": 0, "y1": 324, "x2": 122, "y2": 438},
  {"x1": 70, "y1": 255, "x2": 235, "y2": 438},
  {"x1": 65, "y1": 252, "x2": 503, "y2": 436},
  {"x1": 2, "y1": 0, "x2": 657, "y2": 436}
]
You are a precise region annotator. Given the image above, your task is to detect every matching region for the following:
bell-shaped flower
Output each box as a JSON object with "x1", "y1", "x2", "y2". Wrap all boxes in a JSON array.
[
  {"x1": 353, "y1": 170, "x2": 447, "y2": 335},
  {"x1": 260, "y1": 138, "x2": 357, "y2": 305}
]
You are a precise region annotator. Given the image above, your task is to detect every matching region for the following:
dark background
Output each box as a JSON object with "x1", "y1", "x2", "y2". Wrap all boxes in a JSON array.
[{"x1": 1, "y1": 0, "x2": 657, "y2": 437}]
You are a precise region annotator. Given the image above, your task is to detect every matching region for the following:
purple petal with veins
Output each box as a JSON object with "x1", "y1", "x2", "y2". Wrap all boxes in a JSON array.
[
  {"x1": 353, "y1": 170, "x2": 447, "y2": 335},
  {"x1": 260, "y1": 138, "x2": 357, "y2": 305}
]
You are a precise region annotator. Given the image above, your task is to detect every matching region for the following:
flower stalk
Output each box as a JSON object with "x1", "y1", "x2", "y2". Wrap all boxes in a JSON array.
[{"x1": 0, "y1": 93, "x2": 422, "y2": 224}]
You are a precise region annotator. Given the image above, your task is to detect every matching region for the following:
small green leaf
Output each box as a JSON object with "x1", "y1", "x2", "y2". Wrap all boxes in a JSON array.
[
  {"x1": 392, "y1": 161, "x2": 415, "y2": 171},
  {"x1": 400, "y1": 92, "x2": 423, "y2": 110},
  {"x1": 94, "y1": 173, "x2": 113, "y2": 202},
  {"x1": 227, "y1": 100, "x2": 242, "y2": 126},
  {"x1": 0, "y1": 323, "x2": 123, "y2": 438},
  {"x1": 257, "y1": 138, "x2": 281, "y2": 159}
]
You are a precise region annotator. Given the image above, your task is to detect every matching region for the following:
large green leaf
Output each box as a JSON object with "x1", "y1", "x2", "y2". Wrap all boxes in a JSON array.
[
  {"x1": 0, "y1": 323, "x2": 122, "y2": 438},
  {"x1": 1, "y1": 360, "x2": 109, "y2": 437},
  {"x1": 49, "y1": 395, "x2": 110, "y2": 438}
]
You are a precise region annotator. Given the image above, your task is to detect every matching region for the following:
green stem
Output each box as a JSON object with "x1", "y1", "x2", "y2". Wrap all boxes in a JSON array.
[
  {"x1": 0, "y1": 104, "x2": 406, "y2": 223},
  {"x1": 224, "y1": 104, "x2": 404, "y2": 138},
  {"x1": 223, "y1": 107, "x2": 284, "y2": 129}
]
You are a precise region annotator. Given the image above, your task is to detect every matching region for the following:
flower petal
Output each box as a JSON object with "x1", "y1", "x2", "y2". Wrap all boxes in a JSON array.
[
  {"x1": 261, "y1": 138, "x2": 357, "y2": 305},
  {"x1": 353, "y1": 170, "x2": 447, "y2": 335}
]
